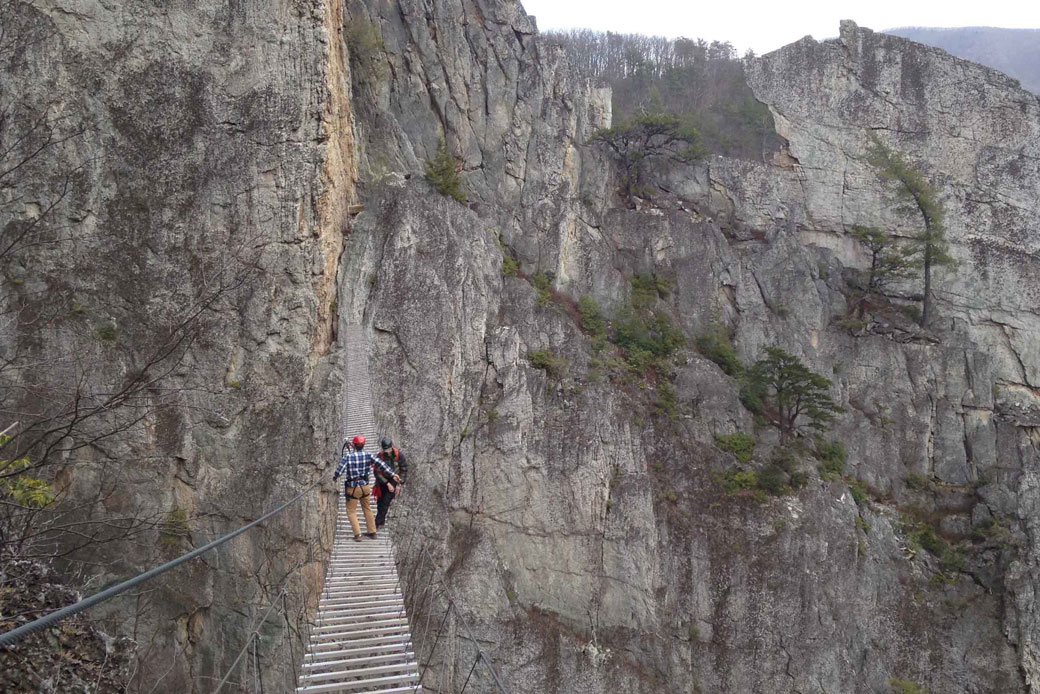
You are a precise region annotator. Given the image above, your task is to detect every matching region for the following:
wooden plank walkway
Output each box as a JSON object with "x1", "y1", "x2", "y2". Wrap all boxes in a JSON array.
[{"x1": 296, "y1": 326, "x2": 421, "y2": 693}]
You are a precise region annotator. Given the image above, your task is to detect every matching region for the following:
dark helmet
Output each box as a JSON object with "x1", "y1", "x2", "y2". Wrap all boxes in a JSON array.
[
  {"x1": 352, "y1": 435, "x2": 366, "y2": 449},
  {"x1": 380, "y1": 437, "x2": 393, "y2": 450}
]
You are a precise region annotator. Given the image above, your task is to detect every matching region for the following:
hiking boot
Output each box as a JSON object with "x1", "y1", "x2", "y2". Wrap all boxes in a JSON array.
[
  {"x1": 353, "y1": 535, "x2": 362, "y2": 542},
  {"x1": 366, "y1": 532, "x2": 378, "y2": 539}
]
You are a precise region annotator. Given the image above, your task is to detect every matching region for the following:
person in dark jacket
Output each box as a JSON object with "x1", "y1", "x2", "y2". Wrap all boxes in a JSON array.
[{"x1": 374, "y1": 437, "x2": 408, "y2": 528}]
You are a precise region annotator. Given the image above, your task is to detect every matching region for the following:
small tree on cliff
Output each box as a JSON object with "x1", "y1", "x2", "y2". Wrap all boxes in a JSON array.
[
  {"x1": 748, "y1": 347, "x2": 844, "y2": 442},
  {"x1": 850, "y1": 225, "x2": 912, "y2": 314},
  {"x1": 424, "y1": 140, "x2": 467, "y2": 203},
  {"x1": 591, "y1": 110, "x2": 705, "y2": 204},
  {"x1": 867, "y1": 134, "x2": 954, "y2": 327}
]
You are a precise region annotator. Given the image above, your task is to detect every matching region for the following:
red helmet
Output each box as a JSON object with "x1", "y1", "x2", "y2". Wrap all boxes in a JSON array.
[{"x1": 351, "y1": 435, "x2": 366, "y2": 449}]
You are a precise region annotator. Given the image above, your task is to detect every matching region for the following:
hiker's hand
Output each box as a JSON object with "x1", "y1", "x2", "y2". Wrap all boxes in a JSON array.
[
  {"x1": 392, "y1": 474, "x2": 401, "y2": 483},
  {"x1": 387, "y1": 483, "x2": 396, "y2": 493}
]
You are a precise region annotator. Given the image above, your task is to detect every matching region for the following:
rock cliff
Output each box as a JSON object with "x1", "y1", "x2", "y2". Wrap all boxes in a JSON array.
[
  {"x1": 2, "y1": 0, "x2": 353, "y2": 690},
  {"x1": 6, "y1": 0, "x2": 1040, "y2": 692},
  {"x1": 339, "y1": 7, "x2": 1040, "y2": 694}
]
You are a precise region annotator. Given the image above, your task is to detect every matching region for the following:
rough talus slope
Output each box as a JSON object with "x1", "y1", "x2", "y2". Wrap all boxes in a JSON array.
[
  {"x1": 340, "y1": 5, "x2": 1040, "y2": 694},
  {"x1": 2, "y1": 1, "x2": 355, "y2": 690}
]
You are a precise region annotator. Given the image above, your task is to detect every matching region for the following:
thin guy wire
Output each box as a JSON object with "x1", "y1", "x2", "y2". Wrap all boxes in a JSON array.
[
  {"x1": 415, "y1": 597, "x2": 453, "y2": 692},
  {"x1": 211, "y1": 586, "x2": 289, "y2": 694},
  {"x1": 460, "y1": 651, "x2": 481, "y2": 694},
  {"x1": 437, "y1": 579, "x2": 509, "y2": 694}
]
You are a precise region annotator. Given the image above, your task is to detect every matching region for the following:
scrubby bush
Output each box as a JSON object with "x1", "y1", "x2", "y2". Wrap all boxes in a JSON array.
[
  {"x1": 425, "y1": 141, "x2": 467, "y2": 203},
  {"x1": 724, "y1": 469, "x2": 758, "y2": 493},
  {"x1": 578, "y1": 295, "x2": 607, "y2": 347},
  {"x1": 502, "y1": 254, "x2": 520, "y2": 277},
  {"x1": 772, "y1": 445, "x2": 800, "y2": 472},
  {"x1": 715, "y1": 432, "x2": 755, "y2": 463},
  {"x1": 655, "y1": 379, "x2": 678, "y2": 419},
  {"x1": 527, "y1": 349, "x2": 568, "y2": 379},
  {"x1": 815, "y1": 438, "x2": 847, "y2": 477},
  {"x1": 905, "y1": 473, "x2": 931, "y2": 490},
  {"x1": 630, "y1": 273, "x2": 674, "y2": 308},
  {"x1": 696, "y1": 321, "x2": 743, "y2": 376},
  {"x1": 848, "y1": 479, "x2": 868, "y2": 504},
  {"x1": 900, "y1": 304, "x2": 922, "y2": 322},
  {"x1": 902, "y1": 516, "x2": 966, "y2": 573},
  {"x1": 889, "y1": 677, "x2": 928, "y2": 694},
  {"x1": 913, "y1": 523, "x2": 946, "y2": 556},
  {"x1": 789, "y1": 471, "x2": 808, "y2": 489},
  {"x1": 532, "y1": 271, "x2": 555, "y2": 306},
  {"x1": 756, "y1": 465, "x2": 787, "y2": 495},
  {"x1": 615, "y1": 310, "x2": 685, "y2": 371},
  {"x1": 95, "y1": 322, "x2": 117, "y2": 341}
]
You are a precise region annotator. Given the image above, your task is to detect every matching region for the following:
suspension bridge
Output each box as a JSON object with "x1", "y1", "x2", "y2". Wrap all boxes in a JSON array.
[
  {"x1": 295, "y1": 325, "x2": 421, "y2": 693},
  {"x1": 0, "y1": 325, "x2": 507, "y2": 694}
]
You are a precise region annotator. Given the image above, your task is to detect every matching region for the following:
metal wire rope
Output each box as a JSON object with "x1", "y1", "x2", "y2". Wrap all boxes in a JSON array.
[{"x1": 0, "y1": 479, "x2": 322, "y2": 648}]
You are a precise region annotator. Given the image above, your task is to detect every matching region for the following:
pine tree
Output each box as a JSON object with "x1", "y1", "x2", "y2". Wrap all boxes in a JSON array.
[
  {"x1": 867, "y1": 134, "x2": 954, "y2": 327},
  {"x1": 850, "y1": 225, "x2": 912, "y2": 314},
  {"x1": 749, "y1": 347, "x2": 844, "y2": 441},
  {"x1": 591, "y1": 111, "x2": 705, "y2": 204}
]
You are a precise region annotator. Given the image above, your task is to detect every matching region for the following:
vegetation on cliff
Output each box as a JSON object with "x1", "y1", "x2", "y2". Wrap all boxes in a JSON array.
[
  {"x1": 591, "y1": 111, "x2": 706, "y2": 203},
  {"x1": 866, "y1": 134, "x2": 954, "y2": 327},
  {"x1": 425, "y1": 141, "x2": 468, "y2": 203},
  {"x1": 550, "y1": 29, "x2": 781, "y2": 161}
]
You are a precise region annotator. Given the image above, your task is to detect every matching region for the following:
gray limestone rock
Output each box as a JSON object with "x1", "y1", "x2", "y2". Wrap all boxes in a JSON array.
[
  {"x1": 7, "y1": 0, "x2": 1040, "y2": 691},
  {"x1": 341, "y1": 8, "x2": 1040, "y2": 694}
]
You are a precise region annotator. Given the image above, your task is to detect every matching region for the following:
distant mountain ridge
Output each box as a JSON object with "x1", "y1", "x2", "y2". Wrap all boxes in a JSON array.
[{"x1": 885, "y1": 26, "x2": 1040, "y2": 94}]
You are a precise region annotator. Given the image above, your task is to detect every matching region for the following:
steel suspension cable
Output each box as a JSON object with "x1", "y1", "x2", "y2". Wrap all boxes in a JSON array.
[{"x1": 0, "y1": 479, "x2": 322, "y2": 647}]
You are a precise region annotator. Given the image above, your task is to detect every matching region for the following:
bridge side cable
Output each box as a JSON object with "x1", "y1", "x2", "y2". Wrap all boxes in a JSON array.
[{"x1": 0, "y1": 479, "x2": 322, "y2": 648}]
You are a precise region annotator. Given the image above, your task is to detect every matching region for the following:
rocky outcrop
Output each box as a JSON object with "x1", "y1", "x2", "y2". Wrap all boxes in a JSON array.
[
  {"x1": 7, "y1": 0, "x2": 1040, "y2": 691},
  {"x1": 1, "y1": 0, "x2": 354, "y2": 690},
  {"x1": 339, "y1": 7, "x2": 1040, "y2": 694},
  {"x1": 0, "y1": 560, "x2": 135, "y2": 692}
]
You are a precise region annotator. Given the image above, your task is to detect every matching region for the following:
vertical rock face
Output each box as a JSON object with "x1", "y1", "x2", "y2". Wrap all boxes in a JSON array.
[
  {"x1": 7, "y1": 0, "x2": 1040, "y2": 691},
  {"x1": 744, "y1": 23, "x2": 1040, "y2": 689},
  {"x1": 2, "y1": 0, "x2": 355, "y2": 690},
  {"x1": 339, "y1": 6, "x2": 1040, "y2": 694}
]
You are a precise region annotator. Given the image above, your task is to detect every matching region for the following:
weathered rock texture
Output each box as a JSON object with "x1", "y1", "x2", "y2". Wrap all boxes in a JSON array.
[
  {"x1": 886, "y1": 26, "x2": 1040, "y2": 95},
  {"x1": 7, "y1": 0, "x2": 1040, "y2": 691},
  {"x1": 1, "y1": 0, "x2": 355, "y2": 690},
  {"x1": 338, "y1": 7, "x2": 1040, "y2": 694}
]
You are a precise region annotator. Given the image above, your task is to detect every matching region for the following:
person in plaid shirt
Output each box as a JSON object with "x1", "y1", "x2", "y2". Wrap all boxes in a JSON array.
[{"x1": 334, "y1": 435, "x2": 400, "y2": 541}]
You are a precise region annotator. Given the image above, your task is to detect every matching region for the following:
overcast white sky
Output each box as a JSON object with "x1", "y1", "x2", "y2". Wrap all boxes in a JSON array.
[{"x1": 519, "y1": 0, "x2": 1040, "y2": 55}]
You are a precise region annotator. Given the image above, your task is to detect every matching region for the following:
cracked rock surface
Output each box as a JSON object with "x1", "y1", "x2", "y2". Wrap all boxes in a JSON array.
[
  {"x1": 6, "y1": 0, "x2": 1040, "y2": 691},
  {"x1": 2, "y1": 0, "x2": 354, "y2": 690},
  {"x1": 340, "y1": 6, "x2": 1040, "y2": 694}
]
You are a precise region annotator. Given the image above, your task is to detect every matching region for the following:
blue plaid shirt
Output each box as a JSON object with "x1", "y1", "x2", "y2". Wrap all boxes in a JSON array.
[{"x1": 334, "y1": 449, "x2": 396, "y2": 486}]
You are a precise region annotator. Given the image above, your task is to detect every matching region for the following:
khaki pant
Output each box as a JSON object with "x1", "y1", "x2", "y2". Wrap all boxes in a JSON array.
[{"x1": 345, "y1": 484, "x2": 376, "y2": 537}]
